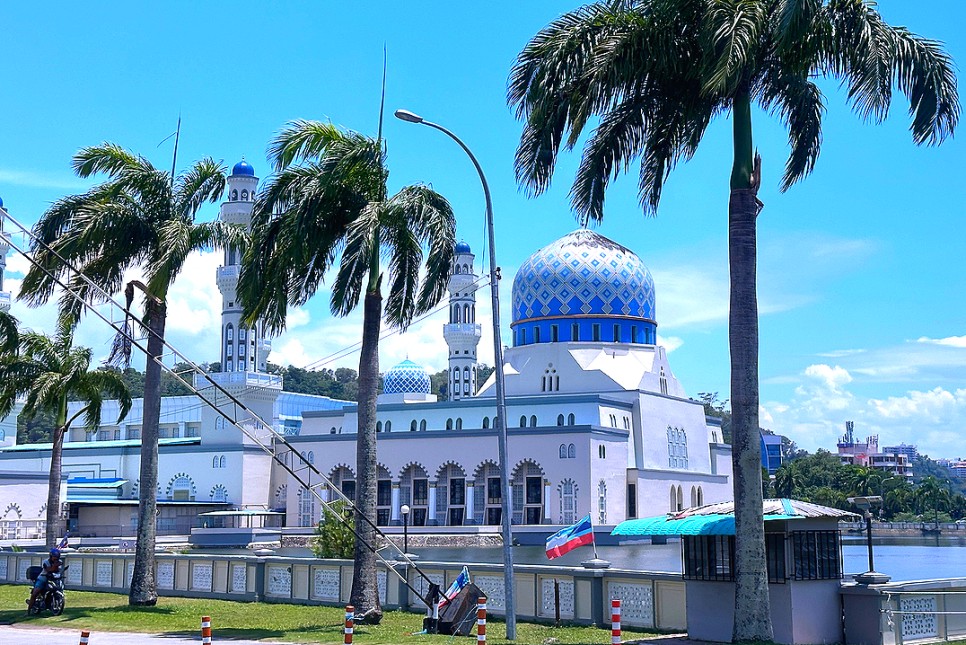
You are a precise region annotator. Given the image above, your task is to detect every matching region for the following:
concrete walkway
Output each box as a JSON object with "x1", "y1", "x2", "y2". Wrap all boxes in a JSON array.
[{"x1": 0, "y1": 624, "x2": 297, "y2": 645}]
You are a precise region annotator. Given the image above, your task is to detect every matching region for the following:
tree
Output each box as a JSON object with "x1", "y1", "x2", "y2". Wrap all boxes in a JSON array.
[
  {"x1": 508, "y1": 2, "x2": 957, "y2": 640},
  {"x1": 916, "y1": 476, "x2": 951, "y2": 527},
  {"x1": 0, "y1": 315, "x2": 131, "y2": 547},
  {"x1": 311, "y1": 500, "x2": 355, "y2": 559},
  {"x1": 20, "y1": 144, "x2": 242, "y2": 605},
  {"x1": 238, "y1": 120, "x2": 456, "y2": 621}
]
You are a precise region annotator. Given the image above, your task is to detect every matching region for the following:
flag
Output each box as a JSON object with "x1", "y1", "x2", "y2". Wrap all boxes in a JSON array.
[
  {"x1": 437, "y1": 566, "x2": 470, "y2": 608},
  {"x1": 58, "y1": 533, "x2": 69, "y2": 549},
  {"x1": 546, "y1": 514, "x2": 595, "y2": 560}
]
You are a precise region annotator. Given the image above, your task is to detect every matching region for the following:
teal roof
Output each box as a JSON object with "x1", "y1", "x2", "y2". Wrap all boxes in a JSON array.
[{"x1": 612, "y1": 513, "x2": 802, "y2": 537}]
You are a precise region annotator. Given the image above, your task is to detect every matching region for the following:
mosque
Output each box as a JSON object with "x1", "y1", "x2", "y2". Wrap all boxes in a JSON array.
[{"x1": 0, "y1": 161, "x2": 732, "y2": 540}]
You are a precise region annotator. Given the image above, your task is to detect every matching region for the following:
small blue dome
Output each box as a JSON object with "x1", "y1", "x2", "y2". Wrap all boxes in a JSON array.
[
  {"x1": 455, "y1": 241, "x2": 471, "y2": 254},
  {"x1": 231, "y1": 160, "x2": 255, "y2": 177},
  {"x1": 383, "y1": 359, "x2": 431, "y2": 395},
  {"x1": 0, "y1": 195, "x2": 4, "y2": 208}
]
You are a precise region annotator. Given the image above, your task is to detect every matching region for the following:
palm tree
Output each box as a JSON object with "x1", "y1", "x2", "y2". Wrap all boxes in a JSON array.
[
  {"x1": 916, "y1": 476, "x2": 950, "y2": 527},
  {"x1": 19, "y1": 144, "x2": 243, "y2": 605},
  {"x1": 774, "y1": 463, "x2": 801, "y2": 499},
  {"x1": 0, "y1": 315, "x2": 131, "y2": 547},
  {"x1": 238, "y1": 120, "x2": 456, "y2": 622},
  {"x1": 508, "y1": 2, "x2": 958, "y2": 639}
]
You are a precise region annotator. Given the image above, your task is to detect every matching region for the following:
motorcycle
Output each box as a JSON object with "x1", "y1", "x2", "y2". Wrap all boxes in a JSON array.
[{"x1": 26, "y1": 564, "x2": 68, "y2": 616}]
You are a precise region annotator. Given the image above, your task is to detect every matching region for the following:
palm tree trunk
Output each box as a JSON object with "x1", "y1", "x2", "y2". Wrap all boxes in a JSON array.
[
  {"x1": 129, "y1": 299, "x2": 166, "y2": 606},
  {"x1": 729, "y1": 88, "x2": 773, "y2": 643},
  {"x1": 44, "y1": 399, "x2": 68, "y2": 549},
  {"x1": 348, "y1": 290, "x2": 383, "y2": 621}
]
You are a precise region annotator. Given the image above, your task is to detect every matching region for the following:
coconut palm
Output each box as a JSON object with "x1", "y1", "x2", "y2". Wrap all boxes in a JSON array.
[
  {"x1": 238, "y1": 120, "x2": 456, "y2": 621},
  {"x1": 916, "y1": 476, "x2": 950, "y2": 526},
  {"x1": 0, "y1": 315, "x2": 131, "y2": 547},
  {"x1": 508, "y1": 1, "x2": 958, "y2": 639},
  {"x1": 19, "y1": 144, "x2": 243, "y2": 605}
]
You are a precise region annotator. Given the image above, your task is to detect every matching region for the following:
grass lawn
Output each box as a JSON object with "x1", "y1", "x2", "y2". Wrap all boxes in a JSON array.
[{"x1": 0, "y1": 584, "x2": 662, "y2": 644}]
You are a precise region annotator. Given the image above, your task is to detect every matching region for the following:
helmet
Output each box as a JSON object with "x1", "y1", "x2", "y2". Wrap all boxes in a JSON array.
[{"x1": 49, "y1": 548, "x2": 61, "y2": 558}]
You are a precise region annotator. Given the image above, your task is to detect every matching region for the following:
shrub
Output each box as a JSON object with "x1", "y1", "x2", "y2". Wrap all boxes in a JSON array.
[{"x1": 310, "y1": 500, "x2": 354, "y2": 559}]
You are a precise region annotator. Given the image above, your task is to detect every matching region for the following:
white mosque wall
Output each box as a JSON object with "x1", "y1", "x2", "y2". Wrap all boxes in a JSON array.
[{"x1": 0, "y1": 471, "x2": 61, "y2": 539}]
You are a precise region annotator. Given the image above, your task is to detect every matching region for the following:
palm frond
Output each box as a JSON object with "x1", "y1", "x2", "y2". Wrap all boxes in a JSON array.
[
  {"x1": 0, "y1": 311, "x2": 20, "y2": 355},
  {"x1": 71, "y1": 143, "x2": 140, "y2": 179},
  {"x1": 759, "y1": 61, "x2": 825, "y2": 190},
  {"x1": 702, "y1": 0, "x2": 767, "y2": 96},
  {"x1": 269, "y1": 120, "x2": 347, "y2": 170},
  {"x1": 891, "y1": 27, "x2": 960, "y2": 145},
  {"x1": 175, "y1": 158, "x2": 227, "y2": 219},
  {"x1": 330, "y1": 204, "x2": 381, "y2": 318}
]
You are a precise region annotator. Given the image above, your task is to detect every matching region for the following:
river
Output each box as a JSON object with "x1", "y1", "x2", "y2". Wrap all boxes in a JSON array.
[{"x1": 270, "y1": 535, "x2": 966, "y2": 582}]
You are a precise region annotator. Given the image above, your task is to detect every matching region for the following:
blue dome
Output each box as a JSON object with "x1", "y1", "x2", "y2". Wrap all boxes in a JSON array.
[
  {"x1": 510, "y1": 229, "x2": 656, "y2": 346},
  {"x1": 455, "y1": 241, "x2": 471, "y2": 254},
  {"x1": 0, "y1": 195, "x2": 4, "y2": 208},
  {"x1": 231, "y1": 160, "x2": 255, "y2": 177},
  {"x1": 383, "y1": 359, "x2": 431, "y2": 395}
]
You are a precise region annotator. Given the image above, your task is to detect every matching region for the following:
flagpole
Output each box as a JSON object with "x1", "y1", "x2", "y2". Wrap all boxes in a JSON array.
[{"x1": 590, "y1": 516, "x2": 599, "y2": 560}]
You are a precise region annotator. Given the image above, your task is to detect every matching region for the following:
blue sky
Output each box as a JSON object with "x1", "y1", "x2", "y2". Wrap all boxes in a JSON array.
[{"x1": 0, "y1": 1, "x2": 963, "y2": 457}]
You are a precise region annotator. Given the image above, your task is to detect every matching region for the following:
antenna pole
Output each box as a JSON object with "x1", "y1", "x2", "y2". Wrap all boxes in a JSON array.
[{"x1": 170, "y1": 114, "x2": 182, "y2": 186}]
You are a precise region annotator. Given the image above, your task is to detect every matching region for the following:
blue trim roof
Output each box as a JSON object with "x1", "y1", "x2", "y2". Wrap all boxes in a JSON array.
[{"x1": 612, "y1": 513, "x2": 802, "y2": 536}]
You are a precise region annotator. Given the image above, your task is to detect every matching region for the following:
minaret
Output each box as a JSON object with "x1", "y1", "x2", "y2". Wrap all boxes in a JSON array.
[
  {"x1": 215, "y1": 160, "x2": 271, "y2": 373},
  {"x1": 0, "y1": 196, "x2": 11, "y2": 313},
  {"x1": 443, "y1": 242, "x2": 482, "y2": 400}
]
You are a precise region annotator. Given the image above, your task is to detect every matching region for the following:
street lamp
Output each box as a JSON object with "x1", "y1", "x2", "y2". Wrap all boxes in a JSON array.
[
  {"x1": 400, "y1": 504, "x2": 411, "y2": 554},
  {"x1": 848, "y1": 496, "x2": 890, "y2": 584},
  {"x1": 395, "y1": 108, "x2": 517, "y2": 640}
]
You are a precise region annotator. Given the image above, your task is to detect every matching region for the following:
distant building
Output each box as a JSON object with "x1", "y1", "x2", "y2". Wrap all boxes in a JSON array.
[
  {"x1": 947, "y1": 461, "x2": 966, "y2": 478},
  {"x1": 760, "y1": 433, "x2": 784, "y2": 475},
  {"x1": 836, "y1": 421, "x2": 912, "y2": 478},
  {"x1": 882, "y1": 443, "x2": 919, "y2": 461}
]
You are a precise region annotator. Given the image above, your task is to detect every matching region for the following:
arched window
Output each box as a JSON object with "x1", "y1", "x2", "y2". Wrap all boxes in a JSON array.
[
  {"x1": 568, "y1": 444, "x2": 576, "y2": 459},
  {"x1": 455, "y1": 418, "x2": 462, "y2": 430},
  {"x1": 482, "y1": 417, "x2": 490, "y2": 429},
  {"x1": 568, "y1": 413, "x2": 575, "y2": 425},
  {"x1": 557, "y1": 414, "x2": 565, "y2": 426},
  {"x1": 211, "y1": 485, "x2": 229, "y2": 503},
  {"x1": 171, "y1": 475, "x2": 193, "y2": 501},
  {"x1": 677, "y1": 485, "x2": 684, "y2": 512},
  {"x1": 572, "y1": 322, "x2": 580, "y2": 341},
  {"x1": 219, "y1": 456, "x2": 226, "y2": 468},
  {"x1": 225, "y1": 359, "x2": 233, "y2": 372},
  {"x1": 598, "y1": 445, "x2": 606, "y2": 459},
  {"x1": 660, "y1": 366, "x2": 668, "y2": 395},
  {"x1": 298, "y1": 488, "x2": 315, "y2": 527},
  {"x1": 463, "y1": 366, "x2": 470, "y2": 384},
  {"x1": 559, "y1": 479, "x2": 577, "y2": 524},
  {"x1": 385, "y1": 420, "x2": 391, "y2": 432},
  {"x1": 464, "y1": 304, "x2": 470, "y2": 323},
  {"x1": 519, "y1": 415, "x2": 527, "y2": 428},
  {"x1": 330, "y1": 426, "x2": 337, "y2": 434},
  {"x1": 669, "y1": 486, "x2": 677, "y2": 512},
  {"x1": 667, "y1": 426, "x2": 689, "y2": 469},
  {"x1": 529, "y1": 415, "x2": 537, "y2": 427},
  {"x1": 376, "y1": 421, "x2": 382, "y2": 433},
  {"x1": 305, "y1": 451, "x2": 313, "y2": 464},
  {"x1": 471, "y1": 305, "x2": 476, "y2": 322},
  {"x1": 690, "y1": 485, "x2": 697, "y2": 508},
  {"x1": 226, "y1": 324, "x2": 234, "y2": 341},
  {"x1": 446, "y1": 418, "x2": 453, "y2": 430},
  {"x1": 559, "y1": 444, "x2": 567, "y2": 458},
  {"x1": 420, "y1": 420, "x2": 427, "y2": 431},
  {"x1": 212, "y1": 456, "x2": 220, "y2": 468},
  {"x1": 455, "y1": 264, "x2": 461, "y2": 274},
  {"x1": 410, "y1": 420, "x2": 417, "y2": 432},
  {"x1": 623, "y1": 417, "x2": 630, "y2": 429},
  {"x1": 697, "y1": 486, "x2": 704, "y2": 506},
  {"x1": 300, "y1": 451, "x2": 307, "y2": 464},
  {"x1": 230, "y1": 189, "x2": 238, "y2": 200},
  {"x1": 598, "y1": 480, "x2": 607, "y2": 524},
  {"x1": 239, "y1": 328, "x2": 247, "y2": 341}
]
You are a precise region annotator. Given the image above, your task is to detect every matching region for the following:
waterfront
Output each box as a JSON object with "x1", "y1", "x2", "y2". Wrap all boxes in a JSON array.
[{"x1": 268, "y1": 534, "x2": 966, "y2": 582}]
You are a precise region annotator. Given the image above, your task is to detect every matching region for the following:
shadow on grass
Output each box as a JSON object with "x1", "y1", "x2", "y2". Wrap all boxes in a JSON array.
[{"x1": 0, "y1": 603, "x2": 177, "y2": 626}]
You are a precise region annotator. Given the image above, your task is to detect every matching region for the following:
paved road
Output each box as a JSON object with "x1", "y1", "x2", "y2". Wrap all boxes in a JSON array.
[{"x1": 0, "y1": 624, "x2": 299, "y2": 645}]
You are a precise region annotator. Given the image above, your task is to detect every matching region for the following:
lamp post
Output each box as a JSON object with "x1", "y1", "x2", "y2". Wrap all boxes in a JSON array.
[
  {"x1": 394, "y1": 109, "x2": 517, "y2": 640},
  {"x1": 401, "y1": 504, "x2": 410, "y2": 554},
  {"x1": 848, "y1": 496, "x2": 890, "y2": 584}
]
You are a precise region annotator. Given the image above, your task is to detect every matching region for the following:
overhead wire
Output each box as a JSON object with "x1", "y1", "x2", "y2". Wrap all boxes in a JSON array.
[{"x1": 0, "y1": 209, "x2": 438, "y2": 605}]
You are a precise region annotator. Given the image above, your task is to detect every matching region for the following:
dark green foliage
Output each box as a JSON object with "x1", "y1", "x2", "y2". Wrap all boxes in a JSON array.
[
  {"x1": 310, "y1": 500, "x2": 355, "y2": 559},
  {"x1": 17, "y1": 408, "x2": 58, "y2": 444}
]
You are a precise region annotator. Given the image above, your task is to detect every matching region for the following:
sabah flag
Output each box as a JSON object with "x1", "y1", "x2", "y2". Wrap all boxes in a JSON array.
[
  {"x1": 58, "y1": 533, "x2": 70, "y2": 549},
  {"x1": 438, "y1": 566, "x2": 471, "y2": 608},
  {"x1": 545, "y1": 514, "x2": 594, "y2": 560}
]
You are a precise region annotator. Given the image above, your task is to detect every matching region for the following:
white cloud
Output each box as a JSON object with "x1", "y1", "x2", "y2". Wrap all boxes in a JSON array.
[
  {"x1": 918, "y1": 335, "x2": 966, "y2": 349},
  {"x1": 658, "y1": 334, "x2": 684, "y2": 353}
]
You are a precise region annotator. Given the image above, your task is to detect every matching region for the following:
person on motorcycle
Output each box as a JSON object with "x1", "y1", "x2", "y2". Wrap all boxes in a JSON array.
[{"x1": 27, "y1": 548, "x2": 63, "y2": 608}]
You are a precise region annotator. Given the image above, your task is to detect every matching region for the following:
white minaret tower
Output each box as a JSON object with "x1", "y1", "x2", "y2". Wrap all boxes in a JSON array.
[
  {"x1": 443, "y1": 242, "x2": 482, "y2": 400},
  {"x1": 0, "y1": 196, "x2": 11, "y2": 313},
  {"x1": 216, "y1": 160, "x2": 271, "y2": 373}
]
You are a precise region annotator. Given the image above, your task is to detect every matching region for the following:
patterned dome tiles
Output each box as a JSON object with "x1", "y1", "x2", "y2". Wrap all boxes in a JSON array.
[
  {"x1": 511, "y1": 229, "x2": 656, "y2": 324},
  {"x1": 383, "y1": 359, "x2": 431, "y2": 395}
]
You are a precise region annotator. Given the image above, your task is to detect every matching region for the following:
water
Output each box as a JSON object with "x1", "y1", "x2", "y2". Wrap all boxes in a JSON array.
[{"x1": 263, "y1": 535, "x2": 966, "y2": 582}]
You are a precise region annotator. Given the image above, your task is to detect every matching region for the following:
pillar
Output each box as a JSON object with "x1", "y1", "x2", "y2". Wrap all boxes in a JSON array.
[
  {"x1": 543, "y1": 479, "x2": 552, "y2": 524},
  {"x1": 427, "y1": 481, "x2": 438, "y2": 526},
  {"x1": 390, "y1": 483, "x2": 401, "y2": 524},
  {"x1": 465, "y1": 481, "x2": 475, "y2": 525}
]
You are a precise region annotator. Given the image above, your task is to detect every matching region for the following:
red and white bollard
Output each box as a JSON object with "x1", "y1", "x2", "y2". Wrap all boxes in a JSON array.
[
  {"x1": 344, "y1": 605, "x2": 354, "y2": 645},
  {"x1": 611, "y1": 599, "x2": 622, "y2": 644},
  {"x1": 79, "y1": 631, "x2": 91, "y2": 645},
  {"x1": 201, "y1": 616, "x2": 212, "y2": 645},
  {"x1": 476, "y1": 596, "x2": 487, "y2": 643}
]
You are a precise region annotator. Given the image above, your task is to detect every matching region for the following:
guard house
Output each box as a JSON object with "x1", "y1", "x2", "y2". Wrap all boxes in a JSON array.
[{"x1": 613, "y1": 498, "x2": 858, "y2": 645}]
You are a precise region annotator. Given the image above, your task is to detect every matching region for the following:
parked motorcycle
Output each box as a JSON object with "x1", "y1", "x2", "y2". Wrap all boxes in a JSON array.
[{"x1": 26, "y1": 564, "x2": 68, "y2": 615}]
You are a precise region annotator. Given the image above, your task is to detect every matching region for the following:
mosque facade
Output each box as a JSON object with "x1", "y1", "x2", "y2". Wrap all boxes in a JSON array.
[{"x1": 0, "y1": 163, "x2": 732, "y2": 540}]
